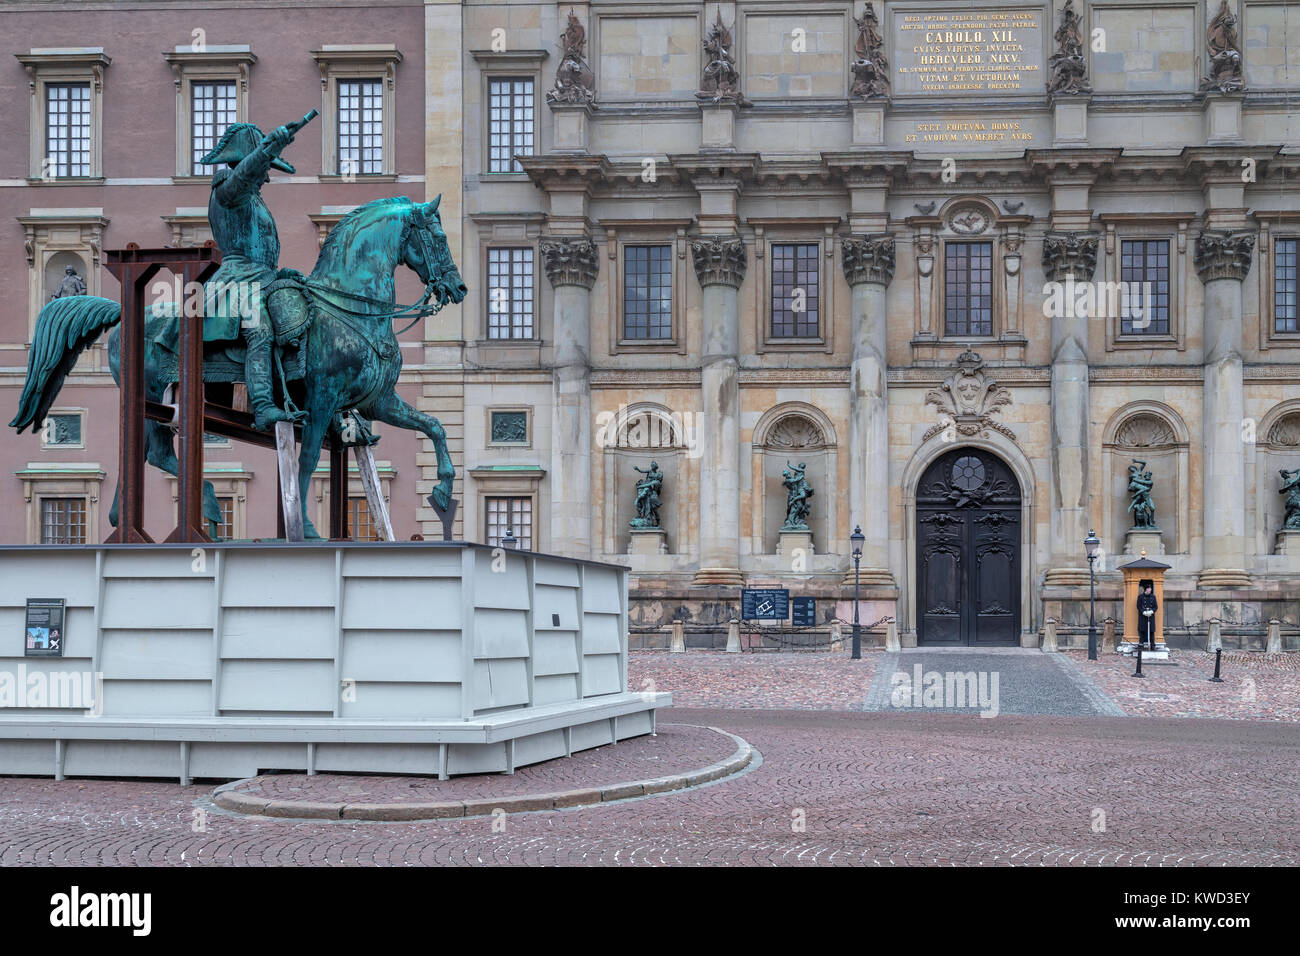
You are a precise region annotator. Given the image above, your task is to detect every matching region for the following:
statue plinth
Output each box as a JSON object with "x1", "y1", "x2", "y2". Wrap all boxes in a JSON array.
[
  {"x1": 776, "y1": 529, "x2": 814, "y2": 557},
  {"x1": 628, "y1": 527, "x2": 668, "y2": 556},
  {"x1": 1274, "y1": 529, "x2": 1300, "y2": 572},
  {"x1": 1124, "y1": 528, "x2": 1165, "y2": 557},
  {"x1": 851, "y1": 100, "x2": 886, "y2": 146}
]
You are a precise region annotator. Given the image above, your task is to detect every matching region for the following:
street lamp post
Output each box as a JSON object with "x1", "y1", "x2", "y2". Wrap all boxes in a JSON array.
[
  {"x1": 1085, "y1": 528, "x2": 1100, "y2": 661},
  {"x1": 850, "y1": 525, "x2": 864, "y2": 660}
]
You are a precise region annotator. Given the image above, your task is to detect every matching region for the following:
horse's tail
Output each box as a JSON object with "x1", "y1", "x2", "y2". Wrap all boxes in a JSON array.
[{"x1": 9, "y1": 295, "x2": 121, "y2": 433}]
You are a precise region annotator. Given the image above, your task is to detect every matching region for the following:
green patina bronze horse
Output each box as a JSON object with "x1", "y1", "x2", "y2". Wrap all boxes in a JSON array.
[{"x1": 10, "y1": 195, "x2": 466, "y2": 539}]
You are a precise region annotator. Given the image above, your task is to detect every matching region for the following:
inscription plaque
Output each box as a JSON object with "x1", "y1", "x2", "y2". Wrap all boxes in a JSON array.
[{"x1": 893, "y1": 7, "x2": 1043, "y2": 96}]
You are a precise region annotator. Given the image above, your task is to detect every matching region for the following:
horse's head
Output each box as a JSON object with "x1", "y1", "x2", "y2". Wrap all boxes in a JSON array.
[{"x1": 406, "y1": 196, "x2": 468, "y2": 308}]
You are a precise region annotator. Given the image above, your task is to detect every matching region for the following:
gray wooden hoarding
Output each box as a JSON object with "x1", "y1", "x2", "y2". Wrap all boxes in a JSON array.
[{"x1": 0, "y1": 542, "x2": 667, "y2": 782}]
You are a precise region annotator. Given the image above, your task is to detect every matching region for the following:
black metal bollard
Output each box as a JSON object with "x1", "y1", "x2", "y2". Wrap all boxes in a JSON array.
[
  {"x1": 1209, "y1": 647, "x2": 1225, "y2": 683},
  {"x1": 1133, "y1": 642, "x2": 1146, "y2": 678}
]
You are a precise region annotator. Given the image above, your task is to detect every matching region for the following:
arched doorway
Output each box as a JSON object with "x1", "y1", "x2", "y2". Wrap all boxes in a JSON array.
[{"x1": 915, "y1": 447, "x2": 1021, "y2": 646}]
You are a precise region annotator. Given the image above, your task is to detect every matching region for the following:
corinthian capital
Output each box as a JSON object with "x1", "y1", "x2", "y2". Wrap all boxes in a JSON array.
[
  {"x1": 1042, "y1": 231, "x2": 1099, "y2": 282},
  {"x1": 539, "y1": 236, "x2": 599, "y2": 289},
  {"x1": 1195, "y1": 230, "x2": 1254, "y2": 283},
  {"x1": 690, "y1": 234, "x2": 747, "y2": 288},
  {"x1": 842, "y1": 235, "x2": 895, "y2": 287}
]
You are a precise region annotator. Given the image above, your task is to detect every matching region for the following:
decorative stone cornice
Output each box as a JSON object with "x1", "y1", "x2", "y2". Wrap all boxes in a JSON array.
[
  {"x1": 842, "y1": 235, "x2": 895, "y2": 287},
  {"x1": 1042, "y1": 231, "x2": 1099, "y2": 282},
  {"x1": 1195, "y1": 230, "x2": 1254, "y2": 282},
  {"x1": 690, "y1": 234, "x2": 747, "y2": 288},
  {"x1": 539, "y1": 236, "x2": 599, "y2": 289}
]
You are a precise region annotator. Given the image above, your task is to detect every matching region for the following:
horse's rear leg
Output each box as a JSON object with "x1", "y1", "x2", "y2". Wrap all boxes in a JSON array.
[
  {"x1": 144, "y1": 421, "x2": 221, "y2": 538},
  {"x1": 366, "y1": 391, "x2": 454, "y2": 511}
]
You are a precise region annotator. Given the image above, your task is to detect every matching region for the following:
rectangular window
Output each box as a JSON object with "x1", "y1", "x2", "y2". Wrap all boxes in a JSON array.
[
  {"x1": 944, "y1": 242, "x2": 994, "y2": 337},
  {"x1": 487, "y1": 77, "x2": 534, "y2": 173},
  {"x1": 191, "y1": 80, "x2": 237, "y2": 175},
  {"x1": 1119, "y1": 239, "x2": 1171, "y2": 336},
  {"x1": 337, "y1": 78, "x2": 383, "y2": 175},
  {"x1": 486, "y1": 496, "x2": 532, "y2": 551},
  {"x1": 216, "y1": 496, "x2": 235, "y2": 540},
  {"x1": 45, "y1": 83, "x2": 91, "y2": 178},
  {"x1": 1275, "y1": 238, "x2": 1298, "y2": 334},
  {"x1": 623, "y1": 245, "x2": 672, "y2": 340},
  {"x1": 349, "y1": 496, "x2": 381, "y2": 542},
  {"x1": 486, "y1": 247, "x2": 534, "y2": 339},
  {"x1": 770, "y1": 243, "x2": 820, "y2": 338},
  {"x1": 40, "y1": 497, "x2": 86, "y2": 544}
]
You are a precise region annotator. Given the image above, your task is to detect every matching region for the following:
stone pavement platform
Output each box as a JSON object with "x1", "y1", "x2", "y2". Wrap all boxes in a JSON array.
[
  {"x1": 863, "y1": 648, "x2": 1125, "y2": 716},
  {"x1": 2, "y1": 711, "x2": 1295, "y2": 865},
  {"x1": 212, "y1": 723, "x2": 753, "y2": 821},
  {"x1": 630, "y1": 649, "x2": 1300, "y2": 721}
]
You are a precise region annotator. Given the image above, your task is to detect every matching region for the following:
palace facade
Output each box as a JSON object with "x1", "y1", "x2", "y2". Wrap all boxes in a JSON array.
[{"x1": 4, "y1": 1, "x2": 1300, "y2": 649}]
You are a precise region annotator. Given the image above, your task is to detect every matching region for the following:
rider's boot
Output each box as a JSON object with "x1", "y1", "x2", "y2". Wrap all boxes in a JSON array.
[{"x1": 244, "y1": 322, "x2": 302, "y2": 431}]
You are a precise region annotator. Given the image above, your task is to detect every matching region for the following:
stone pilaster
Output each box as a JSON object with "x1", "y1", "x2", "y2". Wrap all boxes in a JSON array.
[
  {"x1": 841, "y1": 235, "x2": 896, "y2": 587},
  {"x1": 1195, "y1": 230, "x2": 1255, "y2": 589},
  {"x1": 690, "y1": 234, "x2": 746, "y2": 587},
  {"x1": 540, "y1": 235, "x2": 599, "y2": 558},
  {"x1": 1043, "y1": 231, "x2": 1098, "y2": 586}
]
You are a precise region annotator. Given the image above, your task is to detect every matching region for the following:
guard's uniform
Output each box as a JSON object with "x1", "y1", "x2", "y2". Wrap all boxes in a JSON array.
[{"x1": 1137, "y1": 591, "x2": 1158, "y2": 646}]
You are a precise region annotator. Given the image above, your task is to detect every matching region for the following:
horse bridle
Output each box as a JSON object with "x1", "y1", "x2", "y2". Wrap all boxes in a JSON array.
[{"x1": 300, "y1": 211, "x2": 449, "y2": 335}]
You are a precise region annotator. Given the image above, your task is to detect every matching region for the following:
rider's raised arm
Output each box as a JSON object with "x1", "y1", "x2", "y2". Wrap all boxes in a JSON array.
[{"x1": 214, "y1": 144, "x2": 275, "y2": 208}]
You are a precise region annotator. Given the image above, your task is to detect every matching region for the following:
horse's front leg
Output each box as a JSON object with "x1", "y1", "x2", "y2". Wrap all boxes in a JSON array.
[{"x1": 365, "y1": 391, "x2": 454, "y2": 510}]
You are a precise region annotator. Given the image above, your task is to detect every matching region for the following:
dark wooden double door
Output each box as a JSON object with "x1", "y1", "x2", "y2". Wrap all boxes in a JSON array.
[{"x1": 916, "y1": 449, "x2": 1020, "y2": 646}]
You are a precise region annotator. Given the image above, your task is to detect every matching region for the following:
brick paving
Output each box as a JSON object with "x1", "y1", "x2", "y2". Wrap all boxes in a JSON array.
[
  {"x1": 630, "y1": 650, "x2": 880, "y2": 710},
  {"x1": 220, "y1": 723, "x2": 735, "y2": 808},
  {"x1": 2, "y1": 650, "x2": 1295, "y2": 866},
  {"x1": 631, "y1": 649, "x2": 1300, "y2": 721},
  {"x1": 0, "y1": 711, "x2": 1296, "y2": 865},
  {"x1": 1064, "y1": 649, "x2": 1300, "y2": 722}
]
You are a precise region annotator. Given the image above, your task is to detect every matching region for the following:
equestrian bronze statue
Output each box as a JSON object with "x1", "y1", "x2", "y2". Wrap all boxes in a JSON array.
[{"x1": 11, "y1": 113, "x2": 467, "y2": 539}]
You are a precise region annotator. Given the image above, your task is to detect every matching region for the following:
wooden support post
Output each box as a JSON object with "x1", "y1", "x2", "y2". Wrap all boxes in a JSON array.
[
  {"x1": 275, "y1": 421, "x2": 305, "y2": 542},
  {"x1": 166, "y1": 258, "x2": 218, "y2": 543},
  {"x1": 329, "y1": 441, "x2": 348, "y2": 540},
  {"x1": 104, "y1": 256, "x2": 152, "y2": 543},
  {"x1": 354, "y1": 442, "x2": 394, "y2": 541}
]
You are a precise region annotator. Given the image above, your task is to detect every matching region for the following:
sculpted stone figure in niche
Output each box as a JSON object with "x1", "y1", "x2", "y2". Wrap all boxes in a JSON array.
[
  {"x1": 630, "y1": 461, "x2": 664, "y2": 529},
  {"x1": 699, "y1": 12, "x2": 742, "y2": 101},
  {"x1": 781, "y1": 461, "x2": 815, "y2": 531},
  {"x1": 1280, "y1": 468, "x2": 1300, "y2": 531},
  {"x1": 50, "y1": 265, "x2": 86, "y2": 300},
  {"x1": 547, "y1": 8, "x2": 596, "y2": 105},
  {"x1": 1127, "y1": 459, "x2": 1158, "y2": 530},
  {"x1": 850, "y1": 2, "x2": 890, "y2": 99},
  {"x1": 1047, "y1": 0, "x2": 1091, "y2": 94},
  {"x1": 1202, "y1": 0, "x2": 1245, "y2": 94}
]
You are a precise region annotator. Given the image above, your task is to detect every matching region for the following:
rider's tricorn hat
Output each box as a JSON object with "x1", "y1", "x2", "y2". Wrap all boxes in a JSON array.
[{"x1": 198, "y1": 123, "x2": 295, "y2": 174}]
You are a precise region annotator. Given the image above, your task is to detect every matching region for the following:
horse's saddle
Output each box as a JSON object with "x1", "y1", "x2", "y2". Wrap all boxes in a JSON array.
[{"x1": 153, "y1": 271, "x2": 314, "y2": 386}]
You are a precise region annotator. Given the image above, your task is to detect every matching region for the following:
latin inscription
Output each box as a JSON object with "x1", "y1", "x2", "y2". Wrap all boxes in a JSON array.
[{"x1": 893, "y1": 8, "x2": 1042, "y2": 95}]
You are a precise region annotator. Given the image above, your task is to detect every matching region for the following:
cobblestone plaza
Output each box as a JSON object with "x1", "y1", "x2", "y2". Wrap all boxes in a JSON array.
[{"x1": 0, "y1": 0, "x2": 1298, "y2": 901}]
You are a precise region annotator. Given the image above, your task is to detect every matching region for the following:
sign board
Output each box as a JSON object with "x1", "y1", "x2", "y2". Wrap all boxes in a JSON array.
[
  {"x1": 24, "y1": 598, "x2": 65, "y2": 658},
  {"x1": 791, "y1": 596, "x2": 817, "y2": 627},
  {"x1": 741, "y1": 588, "x2": 790, "y2": 621}
]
